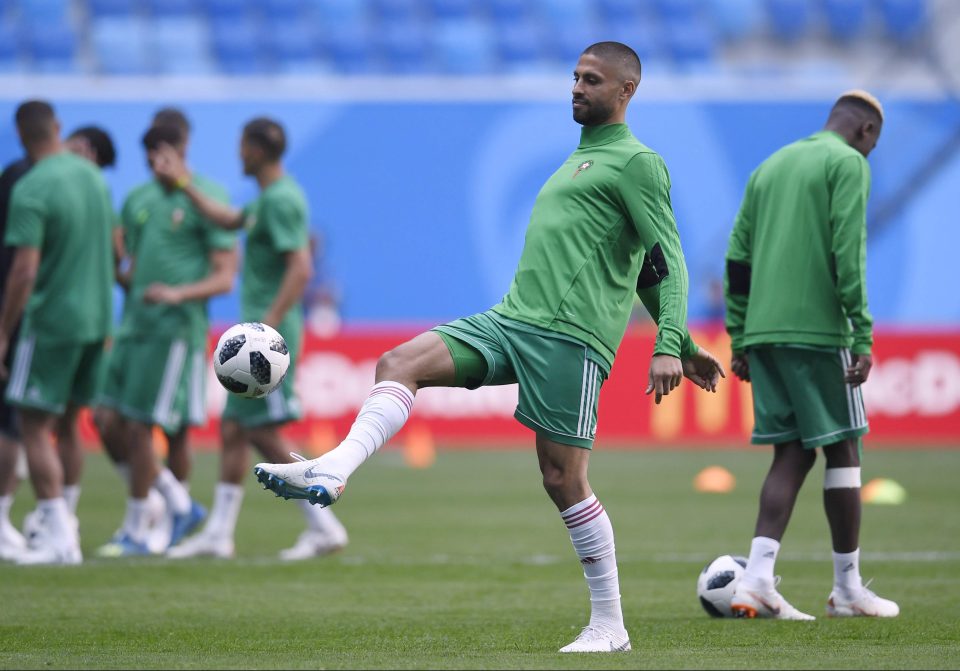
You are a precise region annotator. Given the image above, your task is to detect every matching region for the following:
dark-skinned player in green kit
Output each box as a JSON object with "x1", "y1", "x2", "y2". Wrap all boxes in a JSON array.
[{"x1": 254, "y1": 42, "x2": 725, "y2": 653}]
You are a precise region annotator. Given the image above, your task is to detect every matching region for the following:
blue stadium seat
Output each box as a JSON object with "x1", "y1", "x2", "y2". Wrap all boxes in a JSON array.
[
  {"x1": 17, "y1": 0, "x2": 71, "y2": 24},
  {"x1": 496, "y1": 16, "x2": 546, "y2": 71},
  {"x1": 24, "y1": 21, "x2": 79, "y2": 72},
  {"x1": 426, "y1": 0, "x2": 474, "y2": 21},
  {"x1": 596, "y1": 0, "x2": 651, "y2": 23},
  {"x1": 488, "y1": 0, "x2": 530, "y2": 23},
  {"x1": 87, "y1": 0, "x2": 139, "y2": 17},
  {"x1": 321, "y1": 19, "x2": 377, "y2": 74},
  {"x1": 144, "y1": 0, "x2": 196, "y2": 17},
  {"x1": 876, "y1": 0, "x2": 926, "y2": 43},
  {"x1": 765, "y1": 0, "x2": 812, "y2": 42},
  {"x1": 201, "y1": 0, "x2": 255, "y2": 20},
  {"x1": 662, "y1": 16, "x2": 717, "y2": 67},
  {"x1": 653, "y1": 0, "x2": 701, "y2": 22},
  {"x1": 707, "y1": 0, "x2": 763, "y2": 42},
  {"x1": 307, "y1": 0, "x2": 369, "y2": 24},
  {"x1": 377, "y1": 15, "x2": 430, "y2": 73},
  {"x1": 431, "y1": 19, "x2": 495, "y2": 74},
  {"x1": 210, "y1": 16, "x2": 266, "y2": 74},
  {"x1": 602, "y1": 19, "x2": 661, "y2": 64},
  {"x1": 149, "y1": 17, "x2": 214, "y2": 74},
  {"x1": 823, "y1": 0, "x2": 868, "y2": 41},
  {"x1": 372, "y1": 0, "x2": 421, "y2": 22},
  {"x1": 0, "y1": 21, "x2": 20, "y2": 73},
  {"x1": 264, "y1": 18, "x2": 320, "y2": 69},
  {"x1": 537, "y1": 0, "x2": 594, "y2": 26},
  {"x1": 260, "y1": 0, "x2": 306, "y2": 21},
  {"x1": 548, "y1": 22, "x2": 605, "y2": 65},
  {"x1": 90, "y1": 16, "x2": 152, "y2": 74}
]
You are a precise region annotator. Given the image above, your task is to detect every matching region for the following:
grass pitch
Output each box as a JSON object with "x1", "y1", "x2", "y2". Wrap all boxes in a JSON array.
[{"x1": 1, "y1": 447, "x2": 958, "y2": 669}]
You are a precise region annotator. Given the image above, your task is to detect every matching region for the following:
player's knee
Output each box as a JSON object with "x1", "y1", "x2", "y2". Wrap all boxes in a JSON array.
[
  {"x1": 823, "y1": 438, "x2": 860, "y2": 468},
  {"x1": 376, "y1": 346, "x2": 412, "y2": 383},
  {"x1": 220, "y1": 420, "x2": 245, "y2": 450}
]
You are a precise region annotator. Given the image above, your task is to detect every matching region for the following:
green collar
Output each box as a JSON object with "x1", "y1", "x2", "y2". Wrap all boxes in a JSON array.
[{"x1": 578, "y1": 123, "x2": 631, "y2": 149}]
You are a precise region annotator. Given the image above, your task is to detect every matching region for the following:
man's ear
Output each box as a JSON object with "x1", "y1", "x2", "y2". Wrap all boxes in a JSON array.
[{"x1": 621, "y1": 79, "x2": 637, "y2": 101}]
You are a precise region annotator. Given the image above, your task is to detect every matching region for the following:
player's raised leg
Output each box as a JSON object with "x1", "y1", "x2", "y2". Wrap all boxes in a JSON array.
[
  {"x1": 822, "y1": 438, "x2": 899, "y2": 617},
  {"x1": 731, "y1": 441, "x2": 816, "y2": 620},
  {"x1": 254, "y1": 331, "x2": 454, "y2": 504}
]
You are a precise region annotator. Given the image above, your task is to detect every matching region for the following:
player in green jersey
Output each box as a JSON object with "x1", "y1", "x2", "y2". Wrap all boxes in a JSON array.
[
  {"x1": 724, "y1": 91, "x2": 898, "y2": 619},
  {"x1": 152, "y1": 117, "x2": 349, "y2": 561},
  {"x1": 0, "y1": 101, "x2": 114, "y2": 565},
  {"x1": 254, "y1": 42, "x2": 725, "y2": 652},
  {"x1": 96, "y1": 122, "x2": 238, "y2": 557}
]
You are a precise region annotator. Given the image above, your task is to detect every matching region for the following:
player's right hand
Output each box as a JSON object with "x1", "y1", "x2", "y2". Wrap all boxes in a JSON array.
[
  {"x1": 731, "y1": 352, "x2": 750, "y2": 382},
  {"x1": 844, "y1": 352, "x2": 872, "y2": 387},
  {"x1": 646, "y1": 354, "x2": 683, "y2": 404}
]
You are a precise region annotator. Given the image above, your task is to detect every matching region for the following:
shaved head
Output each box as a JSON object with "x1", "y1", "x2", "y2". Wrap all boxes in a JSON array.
[{"x1": 582, "y1": 41, "x2": 642, "y2": 85}]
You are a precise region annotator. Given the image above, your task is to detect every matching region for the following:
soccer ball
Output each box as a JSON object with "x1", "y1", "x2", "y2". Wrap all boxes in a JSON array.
[
  {"x1": 213, "y1": 322, "x2": 290, "y2": 399},
  {"x1": 697, "y1": 554, "x2": 748, "y2": 617}
]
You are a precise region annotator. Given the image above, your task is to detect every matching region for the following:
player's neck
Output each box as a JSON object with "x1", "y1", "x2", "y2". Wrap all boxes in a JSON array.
[
  {"x1": 27, "y1": 139, "x2": 63, "y2": 163},
  {"x1": 256, "y1": 163, "x2": 284, "y2": 190}
]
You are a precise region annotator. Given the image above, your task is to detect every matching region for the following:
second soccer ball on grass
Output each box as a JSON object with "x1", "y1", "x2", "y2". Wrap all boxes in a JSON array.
[{"x1": 213, "y1": 322, "x2": 290, "y2": 399}]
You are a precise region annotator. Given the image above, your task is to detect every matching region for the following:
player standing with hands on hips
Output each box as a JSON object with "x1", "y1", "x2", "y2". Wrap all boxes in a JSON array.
[
  {"x1": 254, "y1": 42, "x2": 725, "y2": 652},
  {"x1": 725, "y1": 91, "x2": 899, "y2": 619},
  {"x1": 153, "y1": 117, "x2": 349, "y2": 560}
]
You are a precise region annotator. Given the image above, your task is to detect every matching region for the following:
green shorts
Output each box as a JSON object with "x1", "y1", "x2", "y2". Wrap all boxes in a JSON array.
[
  {"x1": 5, "y1": 333, "x2": 106, "y2": 414},
  {"x1": 433, "y1": 310, "x2": 609, "y2": 449},
  {"x1": 98, "y1": 335, "x2": 207, "y2": 433},
  {"x1": 748, "y1": 345, "x2": 868, "y2": 449},
  {"x1": 222, "y1": 355, "x2": 302, "y2": 428}
]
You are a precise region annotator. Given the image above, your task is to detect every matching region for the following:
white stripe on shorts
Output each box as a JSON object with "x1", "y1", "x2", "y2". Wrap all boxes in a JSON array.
[
  {"x1": 8, "y1": 333, "x2": 35, "y2": 401},
  {"x1": 577, "y1": 352, "x2": 590, "y2": 437},
  {"x1": 154, "y1": 339, "x2": 187, "y2": 428},
  {"x1": 188, "y1": 349, "x2": 206, "y2": 426},
  {"x1": 267, "y1": 383, "x2": 286, "y2": 421}
]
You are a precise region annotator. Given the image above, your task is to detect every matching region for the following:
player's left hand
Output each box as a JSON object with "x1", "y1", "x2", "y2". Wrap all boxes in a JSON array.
[
  {"x1": 682, "y1": 347, "x2": 726, "y2": 392},
  {"x1": 646, "y1": 354, "x2": 683, "y2": 405},
  {"x1": 143, "y1": 283, "x2": 183, "y2": 305},
  {"x1": 844, "y1": 352, "x2": 872, "y2": 387}
]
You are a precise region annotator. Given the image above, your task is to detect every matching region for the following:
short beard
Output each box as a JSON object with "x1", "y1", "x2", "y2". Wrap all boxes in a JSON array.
[{"x1": 573, "y1": 100, "x2": 615, "y2": 126}]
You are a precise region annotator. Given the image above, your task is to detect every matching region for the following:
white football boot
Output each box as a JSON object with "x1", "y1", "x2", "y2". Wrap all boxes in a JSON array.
[
  {"x1": 16, "y1": 513, "x2": 82, "y2": 566},
  {"x1": 559, "y1": 626, "x2": 632, "y2": 653},
  {"x1": 827, "y1": 581, "x2": 899, "y2": 618},
  {"x1": 731, "y1": 578, "x2": 816, "y2": 620},
  {"x1": 0, "y1": 516, "x2": 27, "y2": 561},
  {"x1": 167, "y1": 530, "x2": 235, "y2": 559},
  {"x1": 145, "y1": 489, "x2": 172, "y2": 554},
  {"x1": 279, "y1": 528, "x2": 348, "y2": 561},
  {"x1": 254, "y1": 452, "x2": 345, "y2": 507}
]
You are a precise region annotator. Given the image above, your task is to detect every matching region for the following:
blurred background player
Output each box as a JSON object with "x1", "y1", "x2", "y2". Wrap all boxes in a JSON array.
[
  {"x1": 95, "y1": 121, "x2": 237, "y2": 557},
  {"x1": 725, "y1": 91, "x2": 899, "y2": 619},
  {"x1": 0, "y1": 100, "x2": 114, "y2": 565},
  {"x1": 155, "y1": 117, "x2": 348, "y2": 560},
  {"x1": 0, "y1": 115, "x2": 33, "y2": 561},
  {"x1": 254, "y1": 42, "x2": 724, "y2": 652}
]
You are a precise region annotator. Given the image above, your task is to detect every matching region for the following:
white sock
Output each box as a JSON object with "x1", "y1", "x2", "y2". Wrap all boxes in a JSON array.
[
  {"x1": 561, "y1": 494, "x2": 625, "y2": 635},
  {"x1": 154, "y1": 467, "x2": 190, "y2": 515},
  {"x1": 206, "y1": 482, "x2": 244, "y2": 539},
  {"x1": 63, "y1": 484, "x2": 81, "y2": 515},
  {"x1": 122, "y1": 498, "x2": 150, "y2": 543},
  {"x1": 742, "y1": 536, "x2": 780, "y2": 588},
  {"x1": 317, "y1": 381, "x2": 414, "y2": 479},
  {"x1": 833, "y1": 548, "x2": 863, "y2": 595},
  {"x1": 36, "y1": 498, "x2": 75, "y2": 544},
  {"x1": 297, "y1": 499, "x2": 347, "y2": 540},
  {"x1": 0, "y1": 494, "x2": 12, "y2": 525}
]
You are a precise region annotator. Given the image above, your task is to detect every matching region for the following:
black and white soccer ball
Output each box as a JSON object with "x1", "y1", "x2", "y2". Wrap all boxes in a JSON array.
[
  {"x1": 213, "y1": 322, "x2": 290, "y2": 399},
  {"x1": 697, "y1": 554, "x2": 748, "y2": 617}
]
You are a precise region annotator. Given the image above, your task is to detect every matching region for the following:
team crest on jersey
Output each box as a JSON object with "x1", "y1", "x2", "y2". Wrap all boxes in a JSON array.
[
  {"x1": 171, "y1": 208, "x2": 185, "y2": 229},
  {"x1": 572, "y1": 160, "x2": 594, "y2": 178}
]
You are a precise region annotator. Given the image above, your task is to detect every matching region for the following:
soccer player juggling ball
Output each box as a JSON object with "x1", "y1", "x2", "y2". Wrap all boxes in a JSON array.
[
  {"x1": 725, "y1": 91, "x2": 899, "y2": 620},
  {"x1": 255, "y1": 42, "x2": 725, "y2": 653}
]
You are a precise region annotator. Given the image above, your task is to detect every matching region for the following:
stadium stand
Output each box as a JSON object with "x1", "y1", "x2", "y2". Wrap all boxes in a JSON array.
[{"x1": 0, "y1": 0, "x2": 932, "y2": 76}]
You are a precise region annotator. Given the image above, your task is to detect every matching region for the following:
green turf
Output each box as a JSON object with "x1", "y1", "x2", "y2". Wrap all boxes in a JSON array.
[{"x1": 1, "y1": 447, "x2": 958, "y2": 669}]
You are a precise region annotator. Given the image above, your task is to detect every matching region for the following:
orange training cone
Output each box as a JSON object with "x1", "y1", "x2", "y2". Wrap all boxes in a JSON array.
[{"x1": 694, "y1": 465, "x2": 736, "y2": 493}]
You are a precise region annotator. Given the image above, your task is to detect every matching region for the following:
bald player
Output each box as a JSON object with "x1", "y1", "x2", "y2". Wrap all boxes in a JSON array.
[
  {"x1": 253, "y1": 42, "x2": 725, "y2": 653},
  {"x1": 725, "y1": 91, "x2": 899, "y2": 619}
]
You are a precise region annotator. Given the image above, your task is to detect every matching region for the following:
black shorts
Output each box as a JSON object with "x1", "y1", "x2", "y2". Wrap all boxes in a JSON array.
[{"x1": 0, "y1": 324, "x2": 21, "y2": 440}]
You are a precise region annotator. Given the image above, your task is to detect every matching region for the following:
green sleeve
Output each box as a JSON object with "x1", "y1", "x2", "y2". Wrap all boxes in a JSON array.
[
  {"x1": 619, "y1": 153, "x2": 692, "y2": 359},
  {"x1": 262, "y1": 194, "x2": 309, "y2": 253},
  {"x1": 724, "y1": 174, "x2": 755, "y2": 353},
  {"x1": 5, "y1": 182, "x2": 45, "y2": 249},
  {"x1": 636, "y1": 282, "x2": 699, "y2": 358},
  {"x1": 120, "y1": 194, "x2": 140, "y2": 256},
  {"x1": 829, "y1": 155, "x2": 873, "y2": 354}
]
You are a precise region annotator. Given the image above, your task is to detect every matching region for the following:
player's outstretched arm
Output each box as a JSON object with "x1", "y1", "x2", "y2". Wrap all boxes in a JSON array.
[
  {"x1": 152, "y1": 143, "x2": 244, "y2": 230},
  {"x1": 143, "y1": 247, "x2": 238, "y2": 305}
]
